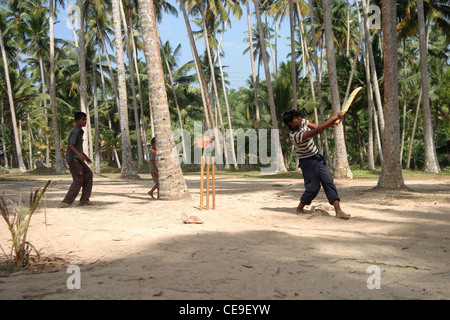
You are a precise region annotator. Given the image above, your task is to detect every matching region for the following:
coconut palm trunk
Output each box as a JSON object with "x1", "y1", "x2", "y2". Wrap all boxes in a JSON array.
[
  {"x1": 363, "y1": 36, "x2": 376, "y2": 170},
  {"x1": 322, "y1": 0, "x2": 352, "y2": 179},
  {"x1": 97, "y1": 37, "x2": 121, "y2": 168},
  {"x1": 254, "y1": 0, "x2": 287, "y2": 173},
  {"x1": 119, "y1": 0, "x2": 144, "y2": 167},
  {"x1": 76, "y1": 0, "x2": 91, "y2": 159},
  {"x1": 406, "y1": 88, "x2": 422, "y2": 169},
  {"x1": 200, "y1": 4, "x2": 226, "y2": 166},
  {"x1": 297, "y1": 2, "x2": 322, "y2": 155},
  {"x1": 246, "y1": 0, "x2": 261, "y2": 133},
  {"x1": 289, "y1": 0, "x2": 297, "y2": 109},
  {"x1": 138, "y1": 0, "x2": 190, "y2": 200},
  {"x1": 416, "y1": 0, "x2": 440, "y2": 173},
  {"x1": 213, "y1": 23, "x2": 238, "y2": 168},
  {"x1": 1, "y1": 101, "x2": 9, "y2": 167},
  {"x1": 111, "y1": 0, "x2": 139, "y2": 179},
  {"x1": 361, "y1": 0, "x2": 384, "y2": 135},
  {"x1": 49, "y1": 0, "x2": 65, "y2": 174},
  {"x1": 159, "y1": 36, "x2": 188, "y2": 164},
  {"x1": 308, "y1": 0, "x2": 330, "y2": 162},
  {"x1": 377, "y1": 0, "x2": 405, "y2": 188},
  {"x1": 93, "y1": 52, "x2": 101, "y2": 174},
  {"x1": 0, "y1": 25, "x2": 26, "y2": 172},
  {"x1": 180, "y1": 1, "x2": 215, "y2": 130},
  {"x1": 38, "y1": 55, "x2": 50, "y2": 167}
]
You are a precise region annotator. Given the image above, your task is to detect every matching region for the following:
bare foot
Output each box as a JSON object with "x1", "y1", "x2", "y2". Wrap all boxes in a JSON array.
[
  {"x1": 296, "y1": 207, "x2": 307, "y2": 215},
  {"x1": 335, "y1": 210, "x2": 351, "y2": 220}
]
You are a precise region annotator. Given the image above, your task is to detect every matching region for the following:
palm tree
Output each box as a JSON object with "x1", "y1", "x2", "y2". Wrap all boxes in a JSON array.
[
  {"x1": 138, "y1": 0, "x2": 190, "y2": 200},
  {"x1": 73, "y1": 0, "x2": 91, "y2": 159},
  {"x1": 188, "y1": 0, "x2": 241, "y2": 167},
  {"x1": 119, "y1": 0, "x2": 144, "y2": 168},
  {"x1": 21, "y1": 7, "x2": 52, "y2": 166},
  {"x1": 361, "y1": 0, "x2": 384, "y2": 136},
  {"x1": 111, "y1": 0, "x2": 139, "y2": 179},
  {"x1": 289, "y1": 0, "x2": 297, "y2": 109},
  {"x1": 179, "y1": 0, "x2": 215, "y2": 131},
  {"x1": 49, "y1": 0, "x2": 65, "y2": 174},
  {"x1": 416, "y1": 0, "x2": 440, "y2": 173},
  {"x1": 321, "y1": 0, "x2": 352, "y2": 179},
  {"x1": 0, "y1": 16, "x2": 26, "y2": 173},
  {"x1": 243, "y1": 22, "x2": 274, "y2": 80},
  {"x1": 244, "y1": 0, "x2": 261, "y2": 133},
  {"x1": 377, "y1": 0, "x2": 405, "y2": 188},
  {"x1": 159, "y1": 39, "x2": 188, "y2": 163},
  {"x1": 253, "y1": 0, "x2": 287, "y2": 173}
]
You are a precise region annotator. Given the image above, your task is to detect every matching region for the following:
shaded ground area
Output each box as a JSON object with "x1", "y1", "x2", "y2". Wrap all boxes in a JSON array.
[{"x1": 0, "y1": 173, "x2": 449, "y2": 299}]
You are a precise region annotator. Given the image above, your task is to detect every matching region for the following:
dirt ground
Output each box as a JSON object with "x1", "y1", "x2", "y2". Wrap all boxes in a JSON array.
[{"x1": 0, "y1": 172, "x2": 449, "y2": 300}]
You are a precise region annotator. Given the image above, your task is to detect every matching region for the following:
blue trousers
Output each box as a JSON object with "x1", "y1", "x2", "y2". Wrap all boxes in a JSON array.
[{"x1": 298, "y1": 154, "x2": 340, "y2": 205}]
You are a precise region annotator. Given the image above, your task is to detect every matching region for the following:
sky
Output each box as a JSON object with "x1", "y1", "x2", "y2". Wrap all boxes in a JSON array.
[
  {"x1": 52, "y1": 0, "x2": 293, "y2": 91},
  {"x1": 157, "y1": 0, "x2": 293, "y2": 90}
]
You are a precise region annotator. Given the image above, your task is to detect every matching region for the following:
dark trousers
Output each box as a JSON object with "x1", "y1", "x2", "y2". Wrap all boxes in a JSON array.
[
  {"x1": 62, "y1": 160, "x2": 93, "y2": 204},
  {"x1": 298, "y1": 154, "x2": 340, "y2": 205}
]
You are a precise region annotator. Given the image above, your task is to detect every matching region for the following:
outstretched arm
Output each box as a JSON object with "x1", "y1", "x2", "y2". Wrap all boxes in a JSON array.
[{"x1": 302, "y1": 112, "x2": 343, "y2": 141}]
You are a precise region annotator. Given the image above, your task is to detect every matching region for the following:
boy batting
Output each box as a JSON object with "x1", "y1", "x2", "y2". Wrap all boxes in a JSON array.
[{"x1": 283, "y1": 109, "x2": 350, "y2": 219}]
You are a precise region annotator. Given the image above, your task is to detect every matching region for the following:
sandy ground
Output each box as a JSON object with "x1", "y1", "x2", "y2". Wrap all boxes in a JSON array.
[{"x1": 0, "y1": 172, "x2": 449, "y2": 300}]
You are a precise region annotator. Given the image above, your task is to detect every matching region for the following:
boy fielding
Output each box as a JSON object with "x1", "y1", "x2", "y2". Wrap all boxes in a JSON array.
[
  {"x1": 283, "y1": 109, "x2": 350, "y2": 220},
  {"x1": 60, "y1": 112, "x2": 93, "y2": 207}
]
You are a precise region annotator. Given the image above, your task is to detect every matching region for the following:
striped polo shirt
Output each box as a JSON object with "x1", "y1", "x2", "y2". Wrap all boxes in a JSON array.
[{"x1": 289, "y1": 119, "x2": 318, "y2": 160}]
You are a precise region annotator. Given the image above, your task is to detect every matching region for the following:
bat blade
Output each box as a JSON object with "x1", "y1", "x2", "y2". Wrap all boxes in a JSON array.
[{"x1": 341, "y1": 86, "x2": 363, "y2": 115}]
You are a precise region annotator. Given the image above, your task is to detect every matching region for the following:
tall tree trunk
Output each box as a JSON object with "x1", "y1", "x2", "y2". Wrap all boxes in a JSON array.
[
  {"x1": 0, "y1": 25, "x2": 26, "y2": 172},
  {"x1": 407, "y1": 88, "x2": 422, "y2": 169},
  {"x1": 138, "y1": 0, "x2": 190, "y2": 200},
  {"x1": 318, "y1": 35, "x2": 332, "y2": 166},
  {"x1": 130, "y1": 20, "x2": 149, "y2": 160},
  {"x1": 254, "y1": 0, "x2": 287, "y2": 173},
  {"x1": 180, "y1": 1, "x2": 214, "y2": 130},
  {"x1": 322, "y1": 0, "x2": 352, "y2": 179},
  {"x1": 361, "y1": 0, "x2": 385, "y2": 135},
  {"x1": 98, "y1": 38, "x2": 121, "y2": 168},
  {"x1": 76, "y1": 0, "x2": 91, "y2": 159},
  {"x1": 159, "y1": 36, "x2": 188, "y2": 164},
  {"x1": 289, "y1": 0, "x2": 297, "y2": 109},
  {"x1": 111, "y1": 0, "x2": 139, "y2": 179},
  {"x1": 212, "y1": 22, "x2": 238, "y2": 168},
  {"x1": 38, "y1": 55, "x2": 50, "y2": 167},
  {"x1": 246, "y1": 1, "x2": 261, "y2": 132},
  {"x1": 377, "y1": 0, "x2": 405, "y2": 188},
  {"x1": 400, "y1": 66, "x2": 407, "y2": 166},
  {"x1": 93, "y1": 51, "x2": 101, "y2": 174},
  {"x1": 27, "y1": 113, "x2": 34, "y2": 170},
  {"x1": 364, "y1": 37, "x2": 376, "y2": 170},
  {"x1": 297, "y1": 3, "x2": 322, "y2": 155},
  {"x1": 49, "y1": 0, "x2": 66, "y2": 174},
  {"x1": 417, "y1": 0, "x2": 440, "y2": 173},
  {"x1": 308, "y1": 0, "x2": 328, "y2": 160},
  {"x1": 200, "y1": 5, "x2": 226, "y2": 165},
  {"x1": 1, "y1": 101, "x2": 9, "y2": 167},
  {"x1": 120, "y1": 0, "x2": 144, "y2": 167}
]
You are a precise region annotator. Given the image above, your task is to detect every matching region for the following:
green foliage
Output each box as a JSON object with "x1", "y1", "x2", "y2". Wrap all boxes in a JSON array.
[
  {"x1": 0, "y1": 0, "x2": 448, "y2": 174},
  {"x1": 0, "y1": 180, "x2": 58, "y2": 269}
]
